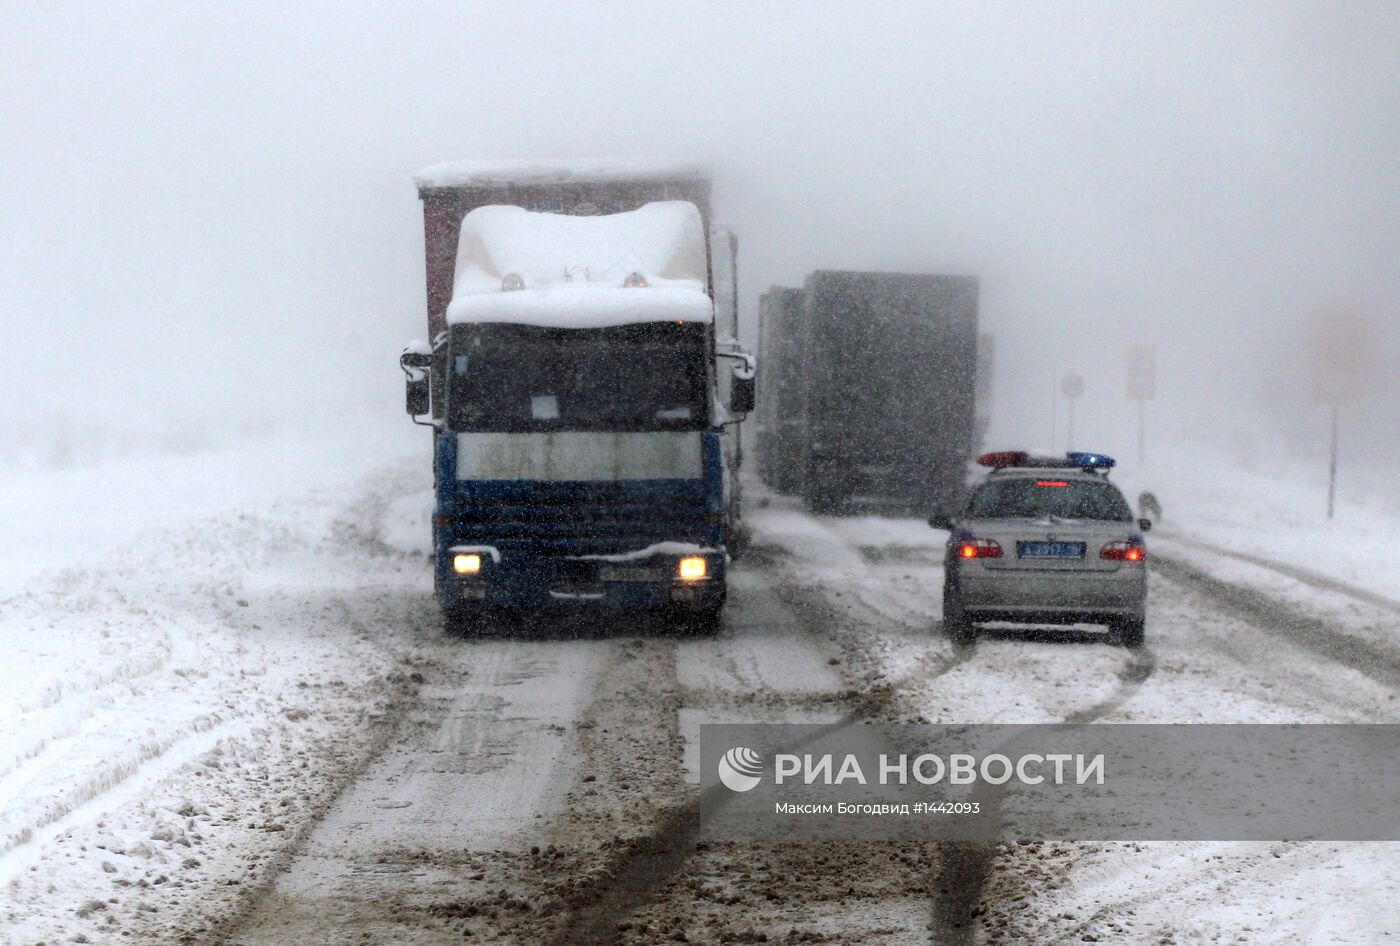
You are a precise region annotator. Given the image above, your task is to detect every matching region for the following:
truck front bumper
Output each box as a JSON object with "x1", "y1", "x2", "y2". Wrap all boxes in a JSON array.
[{"x1": 438, "y1": 549, "x2": 727, "y2": 612}]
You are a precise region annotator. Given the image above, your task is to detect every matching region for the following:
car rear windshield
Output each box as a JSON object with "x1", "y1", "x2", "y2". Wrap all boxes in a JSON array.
[{"x1": 966, "y1": 478, "x2": 1134, "y2": 521}]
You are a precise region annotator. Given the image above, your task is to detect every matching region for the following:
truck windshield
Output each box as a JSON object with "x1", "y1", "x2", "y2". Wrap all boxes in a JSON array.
[
  {"x1": 965, "y1": 478, "x2": 1134, "y2": 521},
  {"x1": 446, "y1": 322, "x2": 709, "y2": 432}
]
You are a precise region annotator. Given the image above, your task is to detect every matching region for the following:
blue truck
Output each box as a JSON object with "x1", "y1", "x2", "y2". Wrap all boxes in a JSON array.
[{"x1": 400, "y1": 161, "x2": 753, "y2": 635}]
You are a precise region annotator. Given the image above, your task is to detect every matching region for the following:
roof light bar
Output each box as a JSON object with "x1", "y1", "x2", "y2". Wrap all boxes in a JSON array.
[
  {"x1": 978, "y1": 450, "x2": 1118, "y2": 471},
  {"x1": 977, "y1": 451, "x2": 1029, "y2": 468},
  {"x1": 1066, "y1": 451, "x2": 1116, "y2": 470}
]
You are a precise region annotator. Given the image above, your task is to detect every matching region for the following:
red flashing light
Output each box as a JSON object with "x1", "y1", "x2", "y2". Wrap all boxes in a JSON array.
[
  {"x1": 1035, "y1": 480, "x2": 1069, "y2": 487},
  {"x1": 958, "y1": 539, "x2": 1003, "y2": 559},
  {"x1": 1125, "y1": 548, "x2": 1144, "y2": 562},
  {"x1": 978, "y1": 451, "x2": 1029, "y2": 468}
]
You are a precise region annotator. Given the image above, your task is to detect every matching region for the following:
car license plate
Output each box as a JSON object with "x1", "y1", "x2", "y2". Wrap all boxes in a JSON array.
[
  {"x1": 599, "y1": 566, "x2": 663, "y2": 583},
  {"x1": 1017, "y1": 541, "x2": 1085, "y2": 559}
]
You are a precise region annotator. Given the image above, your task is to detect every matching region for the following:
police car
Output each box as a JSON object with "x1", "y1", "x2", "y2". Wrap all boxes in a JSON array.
[{"x1": 929, "y1": 451, "x2": 1149, "y2": 647}]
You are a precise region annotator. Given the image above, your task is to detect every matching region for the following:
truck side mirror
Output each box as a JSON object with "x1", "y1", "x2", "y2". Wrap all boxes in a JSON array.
[
  {"x1": 406, "y1": 375, "x2": 430, "y2": 416},
  {"x1": 400, "y1": 345, "x2": 433, "y2": 418},
  {"x1": 928, "y1": 511, "x2": 955, "y2": 531},
  {"x1": 729, "y1": 371, "x2": 755, "y2": 415}
]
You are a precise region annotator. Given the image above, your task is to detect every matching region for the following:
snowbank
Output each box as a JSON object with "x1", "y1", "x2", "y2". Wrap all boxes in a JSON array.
[{"x1": 0, "y1": 415, "x2": 437, "y2": 943}]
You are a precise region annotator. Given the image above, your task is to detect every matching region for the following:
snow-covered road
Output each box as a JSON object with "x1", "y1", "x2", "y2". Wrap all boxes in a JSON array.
[{"x1": 3, "y1": 437, "x2": 1398, "y2": 944}]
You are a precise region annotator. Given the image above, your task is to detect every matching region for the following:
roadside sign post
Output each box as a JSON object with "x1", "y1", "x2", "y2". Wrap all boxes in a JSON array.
[
  {"x1": 1061, "y1": 372, "x2": 1084, "y2": 450},
  {"x1": 1327, "y1": 405, "x2": 1338, "y2": 519},
  {"x1": 1126, "y1": 344, "x2": 1157, "y2": 467},
  {"x1": 1137, "y1": 400, "x2": 1145, "y2": 468},
  {"x1": 1310, "y1": 308, "x2": 1373, "y2": 521}
]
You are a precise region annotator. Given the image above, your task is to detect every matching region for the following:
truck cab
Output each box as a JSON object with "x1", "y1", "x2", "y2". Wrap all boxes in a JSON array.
[{"x1": 400, "y1": 163, "x2": 752, "y2": 634}]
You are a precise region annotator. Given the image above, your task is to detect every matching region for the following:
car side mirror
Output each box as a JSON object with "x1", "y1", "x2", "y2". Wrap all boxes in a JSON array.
[
  {"x1": 929, "y1": 512, "x2": 955, "y2": 531},
  {"x1": 1138, "y1": 518, "x2": 1153, "y2": 532},
  {"x1": 729, "y1": 371, "x2": 755, "y2": 415},
  {"x1": 406, "y1": 375, "x2": 430, "y2": 416}
]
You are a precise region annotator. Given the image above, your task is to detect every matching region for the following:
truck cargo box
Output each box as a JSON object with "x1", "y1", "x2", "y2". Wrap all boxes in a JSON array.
[
  {"x1": 414, "y1": 160, "x2": 713, "y2": 339},
  {"x1": 757, "y1": 287, "x2": 807, "y2": 493},
  {"x1": 759, "y1": 271, "x2": 979, "y2": 513}
]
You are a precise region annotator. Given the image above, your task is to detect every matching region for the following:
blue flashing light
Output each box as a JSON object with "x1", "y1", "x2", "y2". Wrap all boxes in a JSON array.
[{"x1": 1066, "y1": 451, "x2": 1116, "y2": 469}]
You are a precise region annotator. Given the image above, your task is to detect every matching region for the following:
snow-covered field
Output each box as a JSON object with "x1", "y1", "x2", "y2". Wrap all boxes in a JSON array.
[
  {"x1": 0, "y1": 418, "x2": 443, "y2": 943},
  {"x1": 1116, "y1": 432, "x2": 1400, "y2": 605},
  {"x1": 2, "y1": 422, "x2": 1398, "y2": 944}
]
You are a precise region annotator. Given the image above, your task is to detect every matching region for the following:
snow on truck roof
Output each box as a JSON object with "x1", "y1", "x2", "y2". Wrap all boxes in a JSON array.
[
  {"x1": 414, "y1": 158, "x2": 709, "y2": 190},
  {"x1": 447, "y1": 287, "x2": 713, "y2": 329},
  {"x1": 446, "y1": 200, "x2": 713, "y2": 329}
]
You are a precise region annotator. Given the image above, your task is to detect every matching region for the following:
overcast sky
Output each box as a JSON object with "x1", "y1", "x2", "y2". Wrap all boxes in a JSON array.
[{"x1": 3, "y1": 1, "x2": 1397, "y2": 463}]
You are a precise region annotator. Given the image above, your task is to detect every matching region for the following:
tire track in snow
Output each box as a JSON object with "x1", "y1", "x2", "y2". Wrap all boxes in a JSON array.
[
  {"x1": 1012, "y1": 838, "x2": 1354, "y2": 945},
  {"x1": 1159, "y1": 530, "x2": 1400, "y2": 616},
  {"x1": 540, "y1": 556, "x2": 976, "y2": 946},
  {"x1": 749, "y1": 541, "x2": 979, "y2": 721},
  {"x1": 756, "y1": 510, "x2": 1390, "y2": 943},
  {"x1": 0, "y1": 704, "x2": 124, "y2": 814},
  {"x1": 2, "y1": 457, "x2": 442, "y2": 944},
  {"x1": 6, "y1": 639, "x2": 170, "y2": 717},
  {"x1": 926, "y1": 645, "x2": 1158, "y2": 946},
  {"x1": 955, "y1": 549, "x2": 1400, "y2": 944},
  {"x1": 1061, "y1": 647, "x2": 1158, "y2": 724},
  {"x1": 545, "y1": 711, "x2": 882, "y2": 946},
  {"x1": 1153, "y1": 554, "x2": 1400, "y2": 690},
  {"x1": 754, "y1": 507, "x2": 1164, "y2": 944},
  {"x1": 0, "y1": 715, "x2": 251, "y2": 885},
  {"x1": 0, "y1": 584, "x2": 175, "y2": 802},
  {"x1": 1147, "y1": 569, "x2": 1392, "y2": 723}
]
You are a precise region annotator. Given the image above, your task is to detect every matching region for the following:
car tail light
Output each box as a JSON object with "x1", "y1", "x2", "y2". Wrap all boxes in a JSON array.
[
  {"x1": 1101, "y1": 540, "x2": 1146, "y2": 562},
  {"x1": 958, "y1": 538, "x2": 1003, "y2": 559}
]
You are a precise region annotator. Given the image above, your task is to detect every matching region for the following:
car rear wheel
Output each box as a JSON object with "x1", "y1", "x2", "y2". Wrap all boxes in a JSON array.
[
  {"x1": 1113, "y1": 616, "x2": 1146, "y2": 648},
  {"x1": 942, "y1": 585, "x2": 976, "y2": 644}
]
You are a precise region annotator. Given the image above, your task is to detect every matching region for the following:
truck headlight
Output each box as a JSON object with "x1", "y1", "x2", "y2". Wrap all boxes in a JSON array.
[
  {"x1": 452, "y1": 553, "x2": 482, "y2": 575},
  {"x1": 677, "y1": 556, "x2": 707, "y2": 581}
]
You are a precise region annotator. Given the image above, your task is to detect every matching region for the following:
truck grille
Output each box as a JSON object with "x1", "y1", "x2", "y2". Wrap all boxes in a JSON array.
[{"x1": 439, "y1": 484, "x2": 712, "y2": 555}]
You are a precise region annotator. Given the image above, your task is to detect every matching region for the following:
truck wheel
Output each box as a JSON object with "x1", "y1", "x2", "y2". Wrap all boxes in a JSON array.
[
  {"x1": 688, "y1": 608, "x2": 723, "y2": 636},
  {"x1": 1113, "y1": 616, "x2": 1146, "y2": 649},
  {"x1": 443, "y1": 606, "x2": 488, "y2": 639},
  {"x1": 803, "y1": 486, "x2": 846, "y2": 515},
  {"x1": 667, "y1": 606, "x2": 722, "y2": 636},
  {"x1": 943, "y1": 585, "x2": 976, "y2": 645}
]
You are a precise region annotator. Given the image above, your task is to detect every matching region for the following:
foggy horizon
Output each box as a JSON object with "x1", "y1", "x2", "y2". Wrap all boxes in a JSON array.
[{"x1": 3, "y1": 1, "x2": 1397, "y2": 474}]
